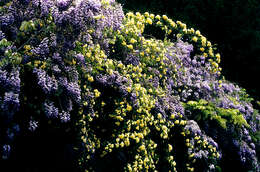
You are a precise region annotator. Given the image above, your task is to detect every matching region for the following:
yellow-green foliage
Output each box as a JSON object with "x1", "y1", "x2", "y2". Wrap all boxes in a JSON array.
[{"x1": 184, "y1": 99, "x2": 249, "y2": 129}]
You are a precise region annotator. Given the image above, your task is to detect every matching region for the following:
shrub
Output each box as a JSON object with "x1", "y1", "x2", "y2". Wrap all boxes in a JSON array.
[{"x1": 0, "y1": 0, "x2": 259, "y2": 171}]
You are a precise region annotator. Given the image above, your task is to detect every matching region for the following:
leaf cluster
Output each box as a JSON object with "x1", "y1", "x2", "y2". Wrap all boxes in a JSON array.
[{"x1": 184, "y1": 99, "x2": 249, "y2": 129}]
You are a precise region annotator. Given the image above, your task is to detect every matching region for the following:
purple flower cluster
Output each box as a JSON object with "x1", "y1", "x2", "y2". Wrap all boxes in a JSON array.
[
  {"x1": 31, "y1": 38, "x2": 50, "y2": 58},
  {"x1": 96, "y1": 72, "x2": 130, "y2": 97},
  {"x1": 0, "y1": 31, "x2": 5, "y2": 40},
  {"x1": 43, "y1": 100, "x2": 59, "y2": 119},
  {"x1": 0, "y1": 0, "x2": 124, "y2": 163},
  {"x1": 163, "y1": 40, "x2": 219, "y2": 102},
  {"x1": 184, "y1": 120, "x2": 202, "y2": 136},
  {"x1": 66, "y1": 81, "x2": 81, "y2": 103},
  {"x1": 154, "y1": 94, "x2": 184, "y2": 118},
  {"x1": 124, "y1": 53, "x2": 140, "y2": 66},
  {"x1": 1, "y1": 92, "x2": 20, "y2": 117},
  {"x1": 43, "y1": 99, "x2": 72, "y2": 123},
  {"x1": 56, "y1": 0, "x2": 71, "y2": 11},
  {"x1": 100, "y1": 0, "x2": 124, "y2": 31},
  {"x1": 28, "y1": 119, "x2": 38, "y2": 131},
  {"x1": 184, "y1": 120, "x2": 222, "y2": 170},
  {"x1": 0, "y1": 68, "x2": 20, "y2": 93},
  {"x1": 0, "y1": 13, "x2": 14, "y2": 27},
  {"x1": 162, "y1": 39, "x2": 258, "y2": 126},
  {"x1": 1, "y1": 144, "x2": 11, "y2": 160},
  {"x1": 33, "y1": 68, "x2": 58, "y2": 95},
  {"x1": 163, "y1": 40, "x2": 260, "y2": 170},
  {"x1": 231, "y1": 140, "x2": 259, "y2": 170},
  {"x1": 59, "y1": 111, "x2": 70, "y2": 123}
]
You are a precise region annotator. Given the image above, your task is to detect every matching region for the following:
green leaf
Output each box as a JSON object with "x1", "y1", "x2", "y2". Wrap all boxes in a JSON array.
[
  {"x1": 199, "y1": 99, "x2": 208, "y2": 105},
  {"x1": 0, "y1": 38, "x2": 11, "y2": 47},
  {"x1": 19, "y1": 20, "x2": 36, "y2": 32},
  {"x1": 187, "y1": 100, "x2": 198, "y2": 106},
  {"x1": 19, "y1": 21, "x2": 28, "y2": 31},
  {"x1": 213, "y1": 115, "x2": 227, "y2": 129}
]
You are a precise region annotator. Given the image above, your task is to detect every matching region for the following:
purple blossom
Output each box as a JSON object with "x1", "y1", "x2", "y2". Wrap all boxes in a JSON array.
[
  {"x1": 52, "y1": 65, "x2": 61, "y2": 74},
  {"x1": 52, "y1": 0, "x2": 101, "y2": 29},
  {"x1": 149, "y1": 76, "x2": 159, "y2": 88},
  {"x1": 52, "y1": 6, "x2": 75, "y2": 26},
  {"x1": 64, "y1": 66, "x2": 79, "y2": 81},
  {"x1": 49, "y1": 34, "x2": 57, "y2": 48},
  {"x1": 176, "y1": 40, "x2": 193, "y2": 55},
  {"x1": 31, "y1": 0, "x2": 40, "y2": 7},
  {"x1": 238, "y1": 141, "x2": 258, "y2": 169},
  {"x1": 205, "y1": 136, "x2": 219, "y2": 149},
  {"x1": 82, "y1": 0, "x2": 101, "y2": 11},
  {"x1": 194, "y1": 149, "x2": 209, "y2": 159},
  {"x1": 40, "y1": 0, "x2": 54, "y2": 17},
  {"x1": 31, "y1": 38, "x2": 50, "y2": 58},
  {"x1": 43, "y1": 100, "x2": 59, "y2": 119},
  {"x1": 0, "y1": 14, "x2": 15, "y2": 27},
  {"x1": 52, "y1": 53, "x2": 62, "y2": 62},
  {"x1": 202, "y1": 81, "x2": 211, "y2": 90},
  {"x1": 2, "y1": 144, "x2": 11, "y2": 160},
  {"x1": 130, "y1": 92, "x2": 137, "y2": 105},
  {"x1": 0, "y1": 31, "x2": 5, "y2": 40},
  {"x1": 7, "y1": 69, "x2": 20, "y2": 93},
  {"x1": 222, "y1": 83, "x2": 235, "y2": 93},
  {"x1": 209, "y1": 164, "x2": 215, "y2": 171},
  {"x1": 250, "y1": 143, "x2": 255, "y2": 149},
  {"x1": 0, "y1": 69, "x2": 8, "y2": 87},
  {"x1": 29, "y1": 120, "x2": 38, "y2": 131},
  {"x1": 59, "y1": 111, "x2": 70, "y2": 123},
  {"x1": 218, "y1": 96, "x2": 230, "y2": 109},
  {"x1": 125, "y1": 53, "x2": 140, "y2": 66},
  {"x1": 56, "y1": 0, "x2": 71, "y2": 10},
  {"x1": 33, "y1": 68, "x2": 58, "y2": 94},
  {"x1": 184, "y1": 120, "x2": 202, "y2": 136},
  {"x1": 96, "y1": 74, "x2": 108, "y2": 86},
  {"x1": 66, "y1": 82, "x2": 81, "y2": 103},
  {"x1": 0, "y1": 68, "x2": 20, "y2": 93},
  {"x1": 75, "y1": 53, "x2": 85, "y2": 64},
  {"x1": 154, "y1": 94, "x2": 184, "y2": 118},
  {"x1": 1, "y1": 91, "x2": 20, "y2": 120},
  {"x1": 100, "y1": 1, "x2": 124, "y2": 30}
]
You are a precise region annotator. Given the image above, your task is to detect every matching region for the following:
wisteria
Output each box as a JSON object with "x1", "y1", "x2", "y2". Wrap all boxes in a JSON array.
[
  {"x1": 33, "y1": 68, "x2": 58, "y2": 95},
  {"x1": 2, "y1": 144, "x2": 11, "y2": 160},
  {"x1": 0, "y1": 0, "x2": 259, "y2": 172},
  {"x1": 28, "y1": 119, "x2": 38, "y2": 131},
  {"x1": 43, "y1": 100, "x2": 59, "y2": 119},
  {"x1": 1, "y1": 92, "x2": 20, "y2": 122},
  {"x1": 59, "y1": 110, "x2": 71, "y2": 123}
]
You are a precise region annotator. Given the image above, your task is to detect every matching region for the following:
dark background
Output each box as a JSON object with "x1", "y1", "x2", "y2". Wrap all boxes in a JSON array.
[{"x1": 117, "y1": 0, "x2": 260, "y2": 101}]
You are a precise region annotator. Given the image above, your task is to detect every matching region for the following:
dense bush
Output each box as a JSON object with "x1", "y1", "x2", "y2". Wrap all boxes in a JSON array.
[
  {"x1": 118, "y1": 0, "x2": 260, "y2": 100},
  {"x1": 0, "y1": 0, "x2": 259, "y2": 171}
]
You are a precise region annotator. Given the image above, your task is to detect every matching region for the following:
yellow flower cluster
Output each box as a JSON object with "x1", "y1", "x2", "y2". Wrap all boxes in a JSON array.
[
  {"x1": 28, "y1": 60, "x2": 48, "y2": 70},
  {"x1": 121, "y1": 12, "x2": 222, "y2": 75},
  {"x1": 74, "y1": 12, "x2": 222, "y2": 172}
]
